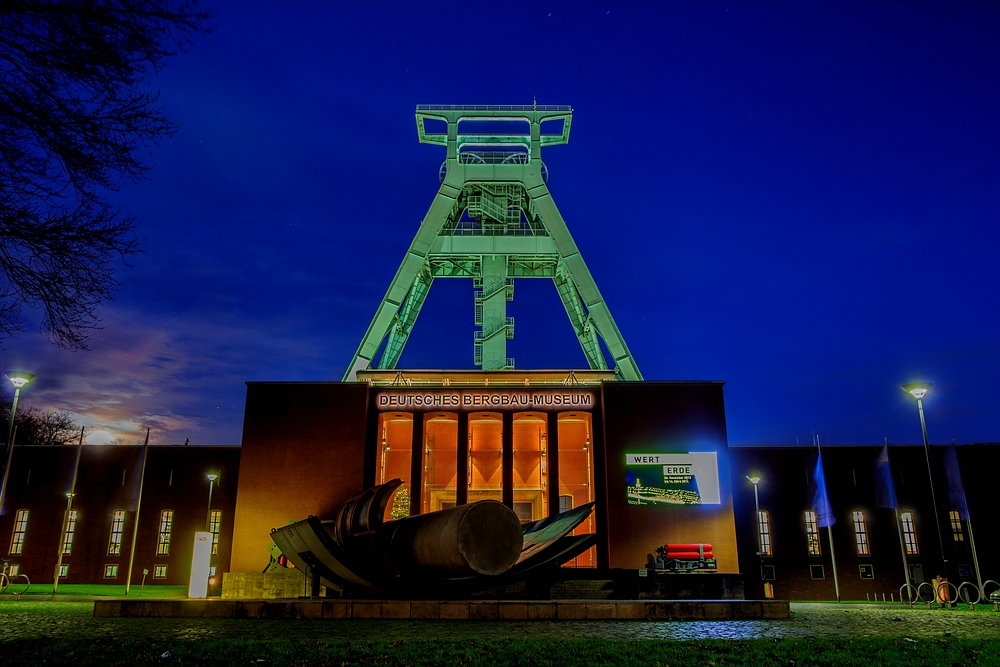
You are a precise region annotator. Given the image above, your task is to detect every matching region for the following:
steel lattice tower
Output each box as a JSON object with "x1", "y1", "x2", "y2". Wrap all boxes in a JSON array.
[{"x1": 344, "y1": 104, "x2": 642, "y2": 381}]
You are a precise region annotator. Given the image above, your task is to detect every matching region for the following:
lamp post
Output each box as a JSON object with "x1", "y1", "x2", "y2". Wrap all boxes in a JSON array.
[
  {"x1": 205, "y1": 473, "x2": 217, "y2": 531},
  {"x1": 0, "y1": 371, "x2": 35, "y2": 518},
  {"x1": 902, "y1": 381, "x2": 948, "y2": 580},
  {"x1": 746, "y1": 475, "x2": 762, "y2": 557}
]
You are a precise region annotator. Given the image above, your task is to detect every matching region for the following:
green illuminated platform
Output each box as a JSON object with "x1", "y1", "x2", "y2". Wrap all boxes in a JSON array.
[{"x1": 93, "y1": 598, "x2": 788, "y2": 620}]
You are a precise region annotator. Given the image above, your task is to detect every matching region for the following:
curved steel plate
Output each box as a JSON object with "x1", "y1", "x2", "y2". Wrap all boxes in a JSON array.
[
  {"x1": 271, "y1": 516, "x2": 382, "y2": 592},
  {"x1": 517, "y1": 502, "x2": 595, "y2": 563}
]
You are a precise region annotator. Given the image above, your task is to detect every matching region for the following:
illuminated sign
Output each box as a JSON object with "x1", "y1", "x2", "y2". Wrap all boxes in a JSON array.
[
  {"x1": 375, "y1": 390, "x2": 596, "y2": 412},
  {"x1": 625, "y1": 452, "x2": 720, "y2": 505}
]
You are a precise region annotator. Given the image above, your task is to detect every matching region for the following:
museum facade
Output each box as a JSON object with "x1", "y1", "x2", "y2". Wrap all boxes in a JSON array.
[{"x1": 0, "y1": 373, "x2": 994, "y2": 601}]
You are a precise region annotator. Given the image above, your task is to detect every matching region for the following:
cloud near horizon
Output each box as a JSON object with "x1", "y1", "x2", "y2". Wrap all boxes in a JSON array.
[{"x1": 0, "y1": 304, "x2": 333, "y2": 445}]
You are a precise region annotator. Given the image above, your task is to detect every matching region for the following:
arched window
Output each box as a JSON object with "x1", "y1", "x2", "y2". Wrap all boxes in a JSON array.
[{"x1": 852, "y1": 511, "x2": 869, "y2": 556}]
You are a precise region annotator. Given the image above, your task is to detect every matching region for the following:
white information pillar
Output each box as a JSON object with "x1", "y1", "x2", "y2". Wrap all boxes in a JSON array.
[{"x1": 188, "y1": 531, "x2": 212, "y2": 598}]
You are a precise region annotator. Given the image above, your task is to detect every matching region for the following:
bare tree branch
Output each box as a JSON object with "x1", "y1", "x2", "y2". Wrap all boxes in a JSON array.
[{"x1": 0, "y1": 1, "x2": 211, "y2": 348}]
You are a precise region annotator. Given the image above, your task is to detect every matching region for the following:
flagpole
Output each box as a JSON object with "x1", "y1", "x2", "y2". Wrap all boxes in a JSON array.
[
  {"x1": 125, "y1": 429, "x2": 150, "y2": 597},
  {"x1": 826, "y1": 524, "x2": 840, "y2": 602},
  {"x1": 881, "y1": 440, "x2": 912, "y2": 597},
  {"x1": 941, "y1": 442, "x2": 981, "y2": 598},
  {"x1": 53, "y1": 427, "x2": 84, "y2": 594},
  {"x1": 817, "y1": 436, "x2": 840, "y2": 602},
  {"x1": 966, "y1": 519, "x2": 983, "y2": 594},
  {"x1": 895, "y1": 509, "x2": 912, "y2": 596}
]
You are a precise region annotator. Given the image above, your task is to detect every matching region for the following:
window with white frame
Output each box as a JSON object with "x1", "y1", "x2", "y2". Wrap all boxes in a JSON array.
[
  {"x1": 852, "y1": 510, "x2": 869, "y2": 556},
  {"x1": 104, "y1": 564, "x2": 118, "y2": 578},
  {"x1": 209, "y1": 510, "x2": 222, "y2": 555},
  {"x1": 804, "y1": 510, "x2": 821, "y2": 556},
  {"x1": 153, "y1": 564, "x2": 167, "y2": 579},
  {"x1": 901, "y1": 511, "x2": 918, "y2": 555},
  {"x1": 58, "y1": 564, "x2": 68, "y2": 578},
  {"x1": 757, "y1": 510, "x2": 772, "y2": 556},
  {"x1": 8, "y1": 510, "x2": 28, "y2": 555},
  {"x1": 156, "y1": 510, "x2": 173, "y2": 556},
  {"x1": 108, "y1": 510, "x2": 126, "y2": 555},
  {"x1": 60, "y1": 510, "x2": 78, "y2": 555}
]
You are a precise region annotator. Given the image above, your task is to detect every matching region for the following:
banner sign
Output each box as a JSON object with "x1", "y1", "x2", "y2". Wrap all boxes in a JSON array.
[
  {"x1": 375, "y1": 390, "x2": 597, "y2": 412},
  {"x1": 625, "y1": 452, "x2": 721, "y2": 505}
]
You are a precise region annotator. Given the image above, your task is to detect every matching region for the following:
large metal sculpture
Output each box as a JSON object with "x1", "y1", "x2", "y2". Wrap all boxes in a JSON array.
[
  {"x1": 270, "y1": 479, "x2": 596, "y2": 596},
  {"x1": 344, "y1": 104, "x2": 642, "y2": 380}
]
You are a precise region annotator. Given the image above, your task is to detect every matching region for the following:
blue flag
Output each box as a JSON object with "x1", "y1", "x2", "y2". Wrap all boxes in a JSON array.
[
  {"x1": 874, "y1": 444, "x2": 898, "y2": 509},
  {"x1": 942, "y1": 444, "x2": 969, "y2": 521},
  {"x1": 812, "y1": 450, "x2": 836, "y2": 528}
]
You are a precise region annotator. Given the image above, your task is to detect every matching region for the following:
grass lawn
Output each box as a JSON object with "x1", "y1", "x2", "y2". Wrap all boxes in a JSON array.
[
  {"x1": 0, "y1": 637, "x2": 998, "y2": 667},
  {"x1": 7, "y1": 583, "x2": 188, "y2": 597}
]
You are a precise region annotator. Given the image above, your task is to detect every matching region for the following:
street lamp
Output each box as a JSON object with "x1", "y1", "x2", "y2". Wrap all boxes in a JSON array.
[
  {"x1": 0, "y1": 371, "x2": 35, "y2": 517},
  {"x1": 902, "y1": 381, "x2": 948, "y2": 579},
  {"x1": 205, "y1": 473, "x2": 217, "y2": 532},
  {"x1": 746, "y1": 475, "x2": 762, "y2": 556}
]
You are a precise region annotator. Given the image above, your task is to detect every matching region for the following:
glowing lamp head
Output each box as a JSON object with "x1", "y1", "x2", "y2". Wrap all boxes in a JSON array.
[
  {"x1": 902, "y1": 381, "x2": 932, "y2": 400},
  {"x1": 5, "y1": 371, "x2": 36, "y2": 389},
  {"x1": 746, "y1": 475, "x2": 761, "y2": 485},
  {"x1": 206, "y1": 473, "x2": 218, "y2": 482}
]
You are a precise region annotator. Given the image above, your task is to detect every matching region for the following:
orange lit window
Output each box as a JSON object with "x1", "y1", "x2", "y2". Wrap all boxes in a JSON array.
[
  {"x1": 949, "y1": 510, "x2": 964, "y2": 543},
  {"x1": 557, "y1": 412, "x2": 595, "y2": 567},
  {"x1": 468, "y1": 412, "x2": 502, "y2": 503},
  {"x1": 377, "y1": 412, "x2": 413, "y2": 520},
  {"x1": 423, "y1": 413, "x2": 458, "y2": 513},
  {"x1": 512, "y1": 412, "x2": 547, "y2": 522}
]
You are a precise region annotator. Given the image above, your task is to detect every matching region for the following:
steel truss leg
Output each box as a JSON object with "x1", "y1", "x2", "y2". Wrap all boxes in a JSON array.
[
  {"x1": 343, "y1": 184, "x2": 459, "y2": 381},
  {"x1": 552, "y1": 265, "x2": 607, "y2": 371},
  {"x1": 378, "y1": 265, "x2": 433, "y2": 370},
  {"x1": 525, "y1": 181, "x2": 642, "y2": 380},
  {"x1": 345, "y1": 161, "x2": 642, "y2": 381}
]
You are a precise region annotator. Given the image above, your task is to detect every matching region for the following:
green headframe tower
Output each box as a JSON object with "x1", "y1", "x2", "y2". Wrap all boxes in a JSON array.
[{"x1": 344, "y1": 104, "x2": 642, "y2": 381}]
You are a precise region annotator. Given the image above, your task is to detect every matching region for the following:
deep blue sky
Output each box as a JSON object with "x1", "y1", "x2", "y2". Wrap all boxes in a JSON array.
[{"x1": 4, "y1": 1, "x2": 1000, "y2": 446}]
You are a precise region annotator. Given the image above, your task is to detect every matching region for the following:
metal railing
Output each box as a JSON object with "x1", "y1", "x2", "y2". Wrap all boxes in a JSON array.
[
  {"x1": 474, "y1": 317, "x2": 515, "y2": 342},
  {"x1": 444, "y1": 224, "x2": 545, "y2": 237},
  {"x1": 458, "y1": 151, "x2": 530, "y2": 165},
  {"x1": 417, "y1": 104, "x2": 571, "y2": 112}
]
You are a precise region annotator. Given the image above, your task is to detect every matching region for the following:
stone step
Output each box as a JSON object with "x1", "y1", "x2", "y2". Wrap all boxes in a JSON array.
[{"x1": 94, "y1": 598, "x2": 789, "y2": 621}]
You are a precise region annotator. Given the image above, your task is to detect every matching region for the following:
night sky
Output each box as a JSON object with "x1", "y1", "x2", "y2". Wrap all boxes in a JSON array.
[{"x1": 4, "y1": 2, "x2": 999, "y2": 447}]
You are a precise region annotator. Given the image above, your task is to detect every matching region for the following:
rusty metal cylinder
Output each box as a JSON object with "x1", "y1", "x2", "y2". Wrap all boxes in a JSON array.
[{"x1": 395, "y1": 500, "x2": 523, "y2": 576}]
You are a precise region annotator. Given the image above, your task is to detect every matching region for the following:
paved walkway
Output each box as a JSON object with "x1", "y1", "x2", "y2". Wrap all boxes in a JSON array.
[{"x1": 1, "y1": 601, "x2": 999, "y2": 641}]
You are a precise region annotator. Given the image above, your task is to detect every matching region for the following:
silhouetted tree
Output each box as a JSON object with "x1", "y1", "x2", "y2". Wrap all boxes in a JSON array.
[
  {"x1": 0, "y1": 395, "x2": 78, "y2": 446},
  {"x1": 0, "y1": 1, "x2": 211, "y2": 348}
]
